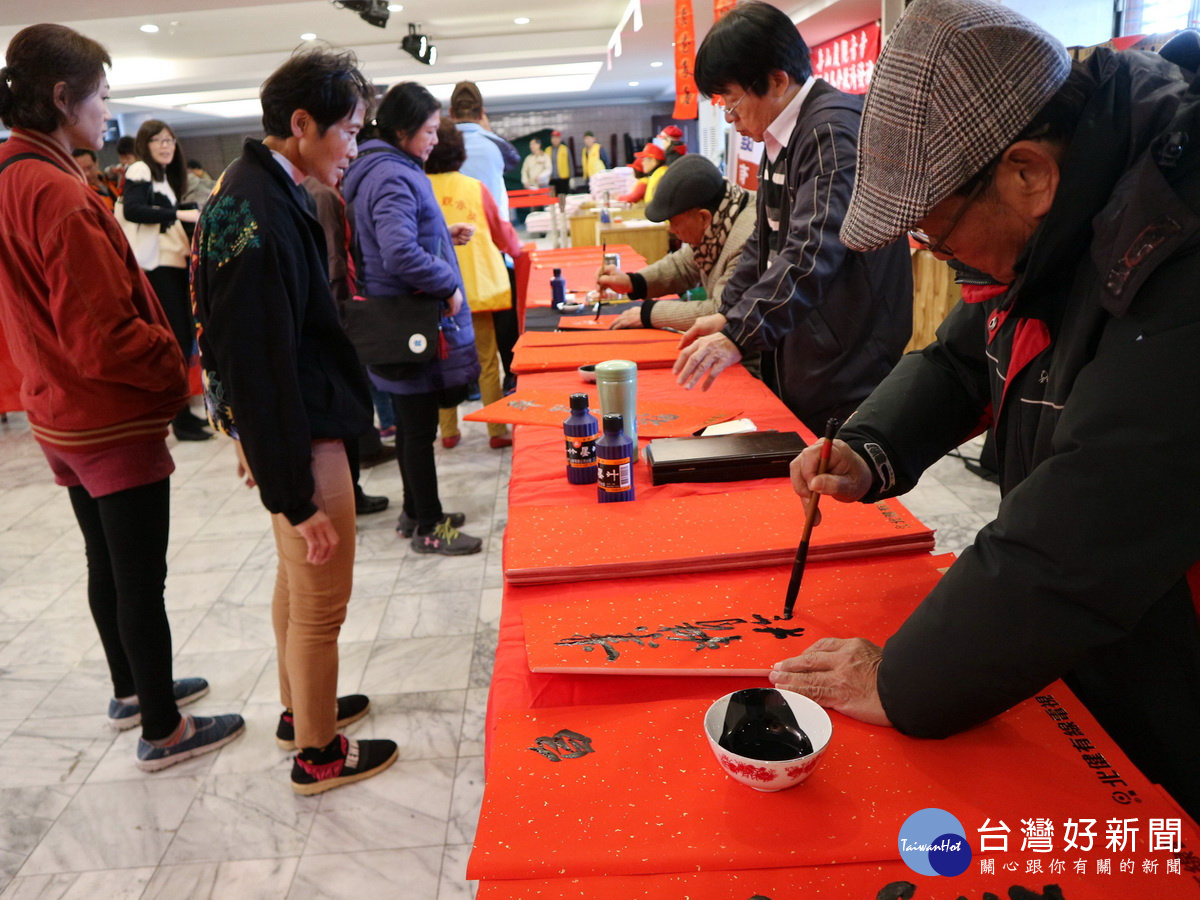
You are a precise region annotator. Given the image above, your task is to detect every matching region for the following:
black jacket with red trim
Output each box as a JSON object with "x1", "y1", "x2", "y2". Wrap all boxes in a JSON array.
[{"x1": 839, "y1": 48, "x2": 1200, "y2": 818}]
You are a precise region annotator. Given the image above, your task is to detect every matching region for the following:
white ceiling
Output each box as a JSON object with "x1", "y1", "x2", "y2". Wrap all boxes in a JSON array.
[{"x1": 0, "y1": 0, "x2": 882, "y2": 136}]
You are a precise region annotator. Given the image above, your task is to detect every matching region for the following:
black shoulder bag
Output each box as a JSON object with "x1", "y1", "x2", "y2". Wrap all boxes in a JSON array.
[{"x1": 343, "y1": 146, "x2": 444, "y2": 381}]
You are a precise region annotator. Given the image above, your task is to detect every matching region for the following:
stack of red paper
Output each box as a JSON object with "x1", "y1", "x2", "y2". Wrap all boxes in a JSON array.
[{"x1": 503, "y1": 484, "x2": 935, "y2": 585}]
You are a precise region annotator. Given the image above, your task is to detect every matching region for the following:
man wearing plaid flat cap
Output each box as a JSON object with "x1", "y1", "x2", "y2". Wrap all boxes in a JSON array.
[{"x1": 776, "y1": 0, "x2": 1200, "y2": 818}]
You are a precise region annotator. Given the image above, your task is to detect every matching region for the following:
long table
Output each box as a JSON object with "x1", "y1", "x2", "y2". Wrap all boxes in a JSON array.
[{"x1": 473, "y1": 332, "x2": 1200, "y2": 897}]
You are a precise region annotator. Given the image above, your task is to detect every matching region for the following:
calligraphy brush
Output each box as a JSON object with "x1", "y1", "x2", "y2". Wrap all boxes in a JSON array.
[
  {"x1": 782, "y1": 417, "x2": 839, "y2": 620},
  {"x1": 594, "y1": 242, "x2": 607, "y2": 321}
]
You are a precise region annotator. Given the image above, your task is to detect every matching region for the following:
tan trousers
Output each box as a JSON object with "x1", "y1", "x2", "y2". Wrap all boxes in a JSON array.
[
  {"x1": 439, "y1": 310, "x2": 508, "y2": 439},
  {"x1": 241, "y1": 439, "x2": 355, "y2": 751}
]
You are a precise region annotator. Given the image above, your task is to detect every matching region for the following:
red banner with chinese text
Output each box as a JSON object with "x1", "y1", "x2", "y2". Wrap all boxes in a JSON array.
[
  {"x1": 713, "y1": 0, "x2": 737, "y2": 21},
  {"x1": 673, "y1": 0, "x2": 698, "y2": 119},
  {"x1": 811, "y1": 22, "x2": 880, "y2": 95}
]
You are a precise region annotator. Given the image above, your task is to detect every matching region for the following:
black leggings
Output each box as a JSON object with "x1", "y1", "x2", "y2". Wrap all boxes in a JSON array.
[
  {"x1": 68, "y1": 478, "x2": 180, "y2": 741},
  {"x1": 390, "y1": 391, "x2": 443, "y2": 532}
]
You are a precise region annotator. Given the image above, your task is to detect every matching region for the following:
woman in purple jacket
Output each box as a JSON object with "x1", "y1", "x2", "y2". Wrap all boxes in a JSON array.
[{"x1": 343, "y1": 82, "x2": 482, "y2": 555}]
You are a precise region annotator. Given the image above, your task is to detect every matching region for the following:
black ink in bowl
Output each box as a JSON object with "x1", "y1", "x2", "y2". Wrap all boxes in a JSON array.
[{"x1": 718, "y1": 688, "x2": 813, "y2": 761}]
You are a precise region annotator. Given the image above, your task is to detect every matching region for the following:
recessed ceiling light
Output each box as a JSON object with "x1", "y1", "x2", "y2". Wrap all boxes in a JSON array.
[
  {"x1": 387, "y1": 3, "x2": 403, "y2": 10},
  {"x1": 628, "y1": 81, "x2": 640, "y2": 87},
  {"x1": 300, "y1": 32, "x2": 316, "y2": 40},
  {"x1": 140, "y1": 24, "x2": 159, "y2": 33},
  {"x1": 650, "y1": 61, "x2": 663, "y2": 68},
  {"x1": 514, "y1": 17, "x2": 530, "y2": 24}
]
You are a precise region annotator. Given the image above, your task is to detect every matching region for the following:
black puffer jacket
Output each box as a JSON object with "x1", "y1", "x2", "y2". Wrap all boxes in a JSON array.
[{"x1": 841, "y1": 48, "x2": 1200, "y2": 818}]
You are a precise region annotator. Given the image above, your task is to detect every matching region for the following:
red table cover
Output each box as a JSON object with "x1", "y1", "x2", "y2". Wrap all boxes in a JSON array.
[
  {"x1": 469, "y1": 691, "x2": 1197, "y2": 881},
  {"x1": 525, "y1": 245, "x2": 647, "y2": 308}
]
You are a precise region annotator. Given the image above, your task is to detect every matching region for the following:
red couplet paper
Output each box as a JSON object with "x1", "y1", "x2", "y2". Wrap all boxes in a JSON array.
[
  {"x1": 522, "y1": 552, "x2": 953, "y2": 676},
  {"x1": 503, "y1": 484, "x2": 935, "y2": 584},
  {"x1": 557, "y1": 315, "x2": 624, "y2": 330},
  {"x1": 515, "y1": 330, "x2": 680, "y2": 349},
  {"x1": 511, "y1": 340, "x2": 681, "y2": 373},
  {"x1": 463, "y1": 388, "x2": 739, "y2": 438},
  {"x1": 476, "y1": 858, "x2": 1197, "y2": 899},
  {"x1": 468, "y1": 692, "x2": 1197, "y2": 881}
]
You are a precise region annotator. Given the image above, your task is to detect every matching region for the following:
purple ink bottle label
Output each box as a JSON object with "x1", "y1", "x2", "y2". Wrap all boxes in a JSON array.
[
  {"x1": 564, "y1": 393, "x2": 599, "y2": 485},
  {"x1": 596, "y1": 413, "x2": 635, "y2": 503}
]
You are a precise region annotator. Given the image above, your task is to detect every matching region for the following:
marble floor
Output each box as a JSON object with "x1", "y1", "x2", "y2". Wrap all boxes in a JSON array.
[{"x1": 0, "y1": 405, "x2": 1000, "y2": 900}]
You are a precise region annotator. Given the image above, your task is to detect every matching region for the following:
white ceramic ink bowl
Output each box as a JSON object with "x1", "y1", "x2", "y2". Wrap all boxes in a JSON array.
[
  {"x1": 578, "y1": 364, "x2": 597, "y2": 383},
  {"x1": 703, "y1": 687, "x2": 833, "y2": 792}
]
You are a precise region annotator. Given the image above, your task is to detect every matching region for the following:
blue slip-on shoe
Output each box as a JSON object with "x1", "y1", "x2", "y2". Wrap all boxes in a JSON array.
[
  {"x1": 107, "y1": 677, "x2": 210, "y2": 731},
  {"x1": 135, "y1": 713, "x2": 245, "y2": 772}
]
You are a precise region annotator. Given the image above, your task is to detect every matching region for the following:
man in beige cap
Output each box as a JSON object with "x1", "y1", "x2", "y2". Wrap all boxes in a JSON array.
[{"x1": 776, "y1": 0, "x2": 1200, "y2": 819}]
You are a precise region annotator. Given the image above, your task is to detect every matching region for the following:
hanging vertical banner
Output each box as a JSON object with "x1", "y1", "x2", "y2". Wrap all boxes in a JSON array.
[
  {"x1": 810, "y1": 22, "x2": 881, "y2": 95},
  {"x1": 713, "y1": 0, "x2": 737, "y2": 21},
  {"x1": 673, "y1": 0, "x2": 698, "y2": 120}
]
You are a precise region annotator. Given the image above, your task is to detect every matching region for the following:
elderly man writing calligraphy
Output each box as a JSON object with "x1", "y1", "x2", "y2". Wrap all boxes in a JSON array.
[{"x1": 776, "y1": 0, "x2": 1200, "y2": 819}]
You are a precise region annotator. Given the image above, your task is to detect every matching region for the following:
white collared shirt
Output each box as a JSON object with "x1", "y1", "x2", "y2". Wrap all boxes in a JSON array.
[
  {"x1": 269, "y1": 147, "x2": 305, "y2": 185},
  {"x1": 763, "y1": 76, "x2": 816, "y2": 164}
]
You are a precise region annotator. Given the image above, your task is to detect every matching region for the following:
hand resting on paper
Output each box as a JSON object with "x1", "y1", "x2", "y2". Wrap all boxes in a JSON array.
[
  {"x1": 768, "y1": 637, "x2": 892, "y2": 727},
  {"x1": 788, "y1": 439, "x2": 872, "y2": 527},
  {"x1": 610, "y1": 305, "x2": 644, "y2": 329},
  {"x1": 674, "y1": 314, "x2": 741, "y2": 391}
]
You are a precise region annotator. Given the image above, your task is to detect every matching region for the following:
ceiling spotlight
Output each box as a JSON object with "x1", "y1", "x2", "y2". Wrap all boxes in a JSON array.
[
  {"x1": 628, "y1": 81, "x2": 639, "y2": 87},
  {"x1": 388, "y1": 3, "x2": 403, "y2": 9},
  {"x1": 300, "y1": 32, "x2": 317, "y2": 40},
  {"x1": 331, "y1": 0, "x2": 390, "y2": 29},
  {"x1": 401, "y1": 23, "x2": 437, "y2": 65},
  {"x1": 650, "y1": 61, "x2": 663, "y2": 68},
  {"x1": 140, "y1": 24, "x2": 159, "y2": 33},
  {"x1": 514, "y1": 17, "x2": 530, "y2": 24}
]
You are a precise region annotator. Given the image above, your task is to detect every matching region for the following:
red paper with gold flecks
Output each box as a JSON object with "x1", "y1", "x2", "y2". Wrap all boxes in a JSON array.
[
  {"x1": 673, "y1": 0, "x2": 698, "y2": 120},
  {"x1": 713, "y1": 0, "x2": 737, "y2": 21}
]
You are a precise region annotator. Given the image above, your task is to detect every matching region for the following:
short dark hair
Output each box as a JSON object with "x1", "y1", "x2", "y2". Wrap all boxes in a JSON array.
[
  {"x1": 116, "y1": 135, "x2": 135, "y2": 155},
  {"x1": 187, "y1": 158, "x2": 204, "y2": 170},
  {"x1": 695, "y1": 0, "x2": 811, "y2": 98},
  {"x1": 71, "y1": 147, "x2": 97, "y2": 161},
  {"x1": 425, "y1": 120, "x2": 467, "y2": 174},
  {"x1": 0, "y1": 24, "x2": 111, "y2": 133},
  {"x1": 135, "y1": 119, "x2": 187, "y2": 200},
  {"x1": 260, "y1": 48, "x2": 374, "y2": 139},
  {"x1": 375, "y1": 81, "x2": 441, "y2": 149}
]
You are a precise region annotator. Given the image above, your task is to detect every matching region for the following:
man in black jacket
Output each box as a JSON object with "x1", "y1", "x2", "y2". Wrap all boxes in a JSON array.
[
  {"x1": 192, "y1": 49, "x2": 398, "y2": 795},
  {"x1": 777, "y1": 0, "x2": 1200, "y2": 819},
  {"x1": 673, "y1": 1, "x2": 912, "y2": 432}
]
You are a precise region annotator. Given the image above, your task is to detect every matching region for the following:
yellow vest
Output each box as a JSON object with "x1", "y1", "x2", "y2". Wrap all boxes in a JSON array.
[
  {"x1": 427, "y1": 171, "x2": 511, "y2": 312},
  {"x1": 644, "y1": 164, "x2": 669, "y2": 204},
  {"x1": 552, "y1": 143, "x2": 571, "y2": 179},
  {"x1": 582, "y1": 143, "x2": 607, "y2": 179}
]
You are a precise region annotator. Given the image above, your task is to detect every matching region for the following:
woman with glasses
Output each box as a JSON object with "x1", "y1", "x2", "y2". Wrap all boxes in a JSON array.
[{"x1": 117, "y1": 119, "x2": 209, "y2": 440}]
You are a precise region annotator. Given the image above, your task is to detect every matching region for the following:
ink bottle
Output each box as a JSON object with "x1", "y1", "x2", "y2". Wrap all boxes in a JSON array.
[
  {"x1": 550, "y1": 268, "x2": 567, "y2": 309},
  {"x1": 596, "y1": 413, "x2": 635, "y2": 503},
  {"x1": 563, "y1": 393, "x2": 599, "y2": 485}
]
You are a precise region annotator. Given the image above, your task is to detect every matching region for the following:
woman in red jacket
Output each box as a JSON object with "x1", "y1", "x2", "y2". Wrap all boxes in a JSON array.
[{"x1": 0, "y1": 24, "x2": 243, "y2": 770}]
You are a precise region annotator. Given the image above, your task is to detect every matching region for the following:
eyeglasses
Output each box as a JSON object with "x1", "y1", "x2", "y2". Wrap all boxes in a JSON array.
[
  {"x1": 149, "y1": 136, "x2": 177, "y2": 146},
  {"x1": 721, "y1": 92, "x2": 750, "y2": 121},
  {"x1": 908, "y1": 177, "x2": 987, "y2": 256}
]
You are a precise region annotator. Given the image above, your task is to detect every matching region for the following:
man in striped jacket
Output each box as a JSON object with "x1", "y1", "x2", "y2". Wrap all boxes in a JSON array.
[{"x1": 673, "y1": 1, "x2": 912, "y2": 433}]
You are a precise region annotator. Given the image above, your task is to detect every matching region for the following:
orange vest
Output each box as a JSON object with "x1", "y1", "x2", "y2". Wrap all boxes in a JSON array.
[{"x1": 428, "y1": 171, "x2": 511, "y2": 312}]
